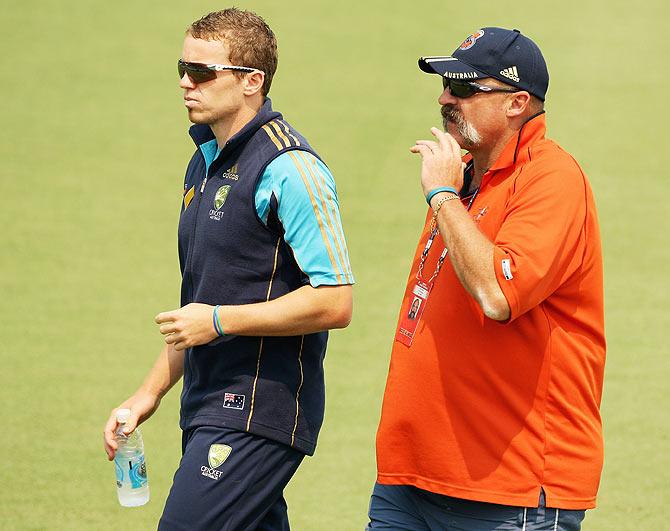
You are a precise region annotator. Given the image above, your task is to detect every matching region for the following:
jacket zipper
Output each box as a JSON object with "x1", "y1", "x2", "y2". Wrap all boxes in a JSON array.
[{"x1": 184, "y1": 165, "x2": 209, "y2": 303}]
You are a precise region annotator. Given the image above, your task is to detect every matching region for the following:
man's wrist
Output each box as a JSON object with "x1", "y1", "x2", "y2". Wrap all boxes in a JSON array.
[
  {"x1": 213, "y1": 305, "x2": 226, "y2": 337},
  {"x1": 429, "y1": 191, "x2": 459, "y2": 210},
  {"x1": 136, "y1": 386, "x2": 163, "y2": 403},
  {"x1": 426, "y1": 186, "x2": 459, "y2": 205}
]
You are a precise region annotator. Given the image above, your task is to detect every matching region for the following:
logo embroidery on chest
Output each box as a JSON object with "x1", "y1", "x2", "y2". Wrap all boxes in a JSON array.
[
  {"x1": 209, "y1": 185, "x2": 231, "y2": 221},
  {"x1": 473, "y1": 206, "x2": 488, "y2": 222},
  {"x1": 223, "y1": 163, "x2": 239, "y2": 181}
]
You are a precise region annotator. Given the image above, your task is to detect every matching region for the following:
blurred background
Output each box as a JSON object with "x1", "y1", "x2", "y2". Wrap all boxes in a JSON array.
[{"x1": 1, "y1": 0, "x2": 668, "y2": 529}]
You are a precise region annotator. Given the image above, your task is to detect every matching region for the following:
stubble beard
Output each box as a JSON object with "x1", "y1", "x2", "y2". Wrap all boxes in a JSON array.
[
  {"x1": 187, "y1": 107, "x2": 228, "y2": 128},
  {"x1": 187, "y1": 109, "x2": 204, "y2": 124},
  {"x1": 441, "y1": 105, "x2": 482, "y2": 149}
]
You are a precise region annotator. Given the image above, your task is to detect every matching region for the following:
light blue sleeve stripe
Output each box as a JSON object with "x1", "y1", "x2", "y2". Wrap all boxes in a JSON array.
[
  {"x1": 310, "y1": 156, "x2": 353, "y2": 279},
  {"x1": 292, "y1": 152, "x2": 354, "y2": 282},
  {"x1": 255, "y1": 151, "x2": 355, "y2": 287}
]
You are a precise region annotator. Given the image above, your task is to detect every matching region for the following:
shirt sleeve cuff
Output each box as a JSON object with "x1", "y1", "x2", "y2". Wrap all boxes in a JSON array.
[
  {"x1": 493, "y1": 247, "x2": 519, "y2": 322},
  {"x1": 308, "y1": 273, "x2": 355, "y2": 288}
]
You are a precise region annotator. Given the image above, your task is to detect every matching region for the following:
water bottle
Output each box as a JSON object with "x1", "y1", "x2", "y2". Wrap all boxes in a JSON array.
[{"x1": 114, "y1": 408, "x2": 150, "y2": 507}]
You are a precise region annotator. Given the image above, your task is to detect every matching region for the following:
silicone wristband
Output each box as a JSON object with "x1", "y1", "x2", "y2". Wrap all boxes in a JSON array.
[
  {"x1": 426, "y1": 186, "x2": 459, "y2": 205},
  {"x1": 213, "y1": 305, "x2": 225, "y2": 337}
]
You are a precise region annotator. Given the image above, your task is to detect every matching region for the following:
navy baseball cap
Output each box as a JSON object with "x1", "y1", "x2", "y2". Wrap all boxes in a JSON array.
[{"x1": 419, "y1": 27, "x2": 549, "y2": 101}]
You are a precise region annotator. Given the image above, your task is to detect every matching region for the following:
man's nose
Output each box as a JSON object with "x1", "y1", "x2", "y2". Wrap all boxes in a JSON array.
[
  {"x1": 179, "y1": 73, "x2": 196, "y2": 89},
  {"x1": 438, "y1": 87, "x2": 458, "y2": 106}
]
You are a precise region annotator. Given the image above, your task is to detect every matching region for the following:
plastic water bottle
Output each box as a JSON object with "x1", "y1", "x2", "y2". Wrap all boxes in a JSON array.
[{"x1": 114, "y1": 408, "x2": 150, "y2": 507}]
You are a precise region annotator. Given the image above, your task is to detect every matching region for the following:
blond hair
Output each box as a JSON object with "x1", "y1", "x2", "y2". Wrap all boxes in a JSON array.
[{"x1": 188, "y1": 8, "x2": 278, "y2": 96}]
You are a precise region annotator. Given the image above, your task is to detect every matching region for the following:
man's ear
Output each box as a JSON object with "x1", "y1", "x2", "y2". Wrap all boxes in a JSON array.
[
  {"x1": 243, "y1": 71, "x2": 265, "y2": 96},
  {"x1": 506, "y1": 91, "x2": 531, "y2": 118}
]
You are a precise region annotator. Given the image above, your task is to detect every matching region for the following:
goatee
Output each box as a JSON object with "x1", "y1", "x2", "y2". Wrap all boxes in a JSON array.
[{"x1": 441, "y1": 105, "x2": 482, "y2": 148}]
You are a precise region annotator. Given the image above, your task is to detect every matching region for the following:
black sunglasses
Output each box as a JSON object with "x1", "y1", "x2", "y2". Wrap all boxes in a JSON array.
[
  {"x1": 442, "y1": 78, "x2": 518, "y2": 99},
  {"x1": 178, "y1": 59, "x2": 260, "y2": 84}
]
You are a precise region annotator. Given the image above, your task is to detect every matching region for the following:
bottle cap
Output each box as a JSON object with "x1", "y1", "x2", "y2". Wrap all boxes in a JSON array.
[{"x1": 116, "y1": 408, "x2": 131, "y2": 423}]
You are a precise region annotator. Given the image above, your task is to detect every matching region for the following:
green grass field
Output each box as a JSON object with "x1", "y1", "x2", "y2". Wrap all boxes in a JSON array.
[{"x1": 1, "y1": 0, "x2": 668, "y2": 529}]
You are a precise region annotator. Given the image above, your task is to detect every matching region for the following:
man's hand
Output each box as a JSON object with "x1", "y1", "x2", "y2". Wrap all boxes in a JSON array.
[
  {"x1": 103, "y1": 391, "x2": 161, "y2": 460},
  {"x1": 155, "y1": 303, "x2": 218, "y2": 351},
  {"x1": 410, "y1": 127, "x2": 466, "y2": 201}
]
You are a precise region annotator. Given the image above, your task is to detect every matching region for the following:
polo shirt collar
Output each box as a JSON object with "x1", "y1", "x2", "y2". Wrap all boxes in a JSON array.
[
  {"x1": 188, "y1": 97, "x2": 281, "y2": 154},
  {"x1": 488, "y1": 111, "x2": 546, "y2": 171}
]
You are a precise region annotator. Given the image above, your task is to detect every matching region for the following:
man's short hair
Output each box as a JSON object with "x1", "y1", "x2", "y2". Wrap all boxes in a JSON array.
[
  {"x1": 187, "y1": 8, "x2": 278, "y2": 96},
  {"x1": 487, "y1": 77, "x2": 545, "y2": 114}
]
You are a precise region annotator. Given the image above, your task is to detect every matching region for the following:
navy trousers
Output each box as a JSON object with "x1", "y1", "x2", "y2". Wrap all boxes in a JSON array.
[
  {"x1": 158, "y1": 426, "x2": 304, "y2": 531},
  {"x1": 367, "y1": 482, "x2": 586, "y2": 531}
]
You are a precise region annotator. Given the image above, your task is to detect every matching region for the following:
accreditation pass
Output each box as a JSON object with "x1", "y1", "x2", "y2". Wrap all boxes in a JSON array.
[{"x1": 395, "y1": 280, "x2": 432, "y2": 347}]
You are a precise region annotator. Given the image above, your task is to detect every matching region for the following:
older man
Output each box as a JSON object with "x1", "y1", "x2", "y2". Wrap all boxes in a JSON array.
[
  {"x1": 368, "y1": 28, "x2": 605, "y2": 530},
  {"x1": 103, "y1": 8, "x2": 354, "y2": 530}
]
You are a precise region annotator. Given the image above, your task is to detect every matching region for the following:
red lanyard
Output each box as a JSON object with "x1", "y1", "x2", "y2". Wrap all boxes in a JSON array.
[{"x1": 416, "y1": 188, "x2": 479, "y2": 285}]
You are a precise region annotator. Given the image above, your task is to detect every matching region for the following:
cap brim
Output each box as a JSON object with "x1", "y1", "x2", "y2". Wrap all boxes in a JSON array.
[{"x1": 418, "y1": 56, "x2": 487, "y2": 79}]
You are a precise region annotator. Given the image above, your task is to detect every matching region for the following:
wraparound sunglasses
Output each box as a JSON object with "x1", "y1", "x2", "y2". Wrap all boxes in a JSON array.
[
  {"x1": 443, "y1": 77, "x2": 518, "y2": 99},
  {"x1": 178, "y1": 59, "x2": 261, "y2": 83}
]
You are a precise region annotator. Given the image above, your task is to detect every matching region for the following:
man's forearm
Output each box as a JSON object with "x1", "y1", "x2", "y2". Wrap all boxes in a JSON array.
[
  {"x1": 156, "y1": 284, "x2": 353, "y2": 350},
  {"x1": 433, "y1": 198, "x2": 510, "y2": 320},
  {"x1": 138, "y1": 343, "x2": 185, "y2": 399},
  {"x1": 220, "y1": 284, "x2": 353, "y2": 336}
]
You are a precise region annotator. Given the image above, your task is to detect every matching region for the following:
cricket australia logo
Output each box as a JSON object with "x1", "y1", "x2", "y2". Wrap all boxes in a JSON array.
[
  {"x1": 201, "y1": 444, "x2": 232, "y2": 480},
  {"x1": 209, "y1": 185, "x2": 231, "y2": 221}
]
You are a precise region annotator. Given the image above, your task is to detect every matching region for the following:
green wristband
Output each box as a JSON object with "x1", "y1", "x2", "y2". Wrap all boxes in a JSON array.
[{"x1": 213, "y1": 305, "x2": 225, "y2": 337}]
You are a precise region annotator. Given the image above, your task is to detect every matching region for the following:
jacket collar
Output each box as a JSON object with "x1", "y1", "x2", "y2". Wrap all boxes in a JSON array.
[
  {"x1": 188, "y1": 98, "x2": 281, "y2": 155},
  {"x1": 488, "y1": 111, "x2": 546, "y2": 172}
]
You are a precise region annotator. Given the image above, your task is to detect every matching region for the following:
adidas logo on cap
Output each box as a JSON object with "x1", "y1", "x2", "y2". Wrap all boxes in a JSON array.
[{"x1": 500, "y1": 66, "x2": 520, "y2": 82}]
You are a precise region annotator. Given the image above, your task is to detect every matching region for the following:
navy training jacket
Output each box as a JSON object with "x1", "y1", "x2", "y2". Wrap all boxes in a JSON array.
[{"x1": 178, "y1": 99, "x2": 327, "y2": 455}]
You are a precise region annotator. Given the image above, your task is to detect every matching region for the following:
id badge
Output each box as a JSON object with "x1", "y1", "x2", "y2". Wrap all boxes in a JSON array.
[{"x1": 395, "y1": 280, "x2": 432, "y2": 347}]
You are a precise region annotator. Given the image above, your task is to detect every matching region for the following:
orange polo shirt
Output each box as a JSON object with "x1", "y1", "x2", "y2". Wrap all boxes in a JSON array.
[{"x1": 376, "y1": 113, "x2": 605, "y2": 510}]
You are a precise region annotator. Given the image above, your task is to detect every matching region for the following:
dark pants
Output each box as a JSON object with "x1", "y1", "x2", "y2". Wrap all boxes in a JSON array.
[
  {"x1": 158, "y1": 426, "x2": 304, "y2": 531},
  {"x1": 367, "y1": 482, "x2": 586, "y2": 530}
]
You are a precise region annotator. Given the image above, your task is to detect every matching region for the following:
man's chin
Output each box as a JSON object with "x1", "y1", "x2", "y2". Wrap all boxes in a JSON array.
[
  {"x1": 186, "y1": 109, "x2": 210, "y2": 125},
  {"x1": 443, "y1": 123, "x2": 467, "y2": 149}
]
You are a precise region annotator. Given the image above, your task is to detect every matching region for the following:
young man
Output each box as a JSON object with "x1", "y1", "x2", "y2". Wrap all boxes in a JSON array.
[
  {"x1": 103, "y1": 9, "x2": 354, "y2": 530},
  {"x1": 368, "y1": 28, "x2": 605, "y2": 530}
]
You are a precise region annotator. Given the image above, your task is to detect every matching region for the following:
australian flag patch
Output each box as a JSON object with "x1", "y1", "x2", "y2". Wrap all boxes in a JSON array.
[{"x1": 223, "y1": 392, "x2": 245, "y2": 410}]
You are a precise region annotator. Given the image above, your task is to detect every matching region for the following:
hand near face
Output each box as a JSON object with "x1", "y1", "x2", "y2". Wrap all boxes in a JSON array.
[
  {"x1": 410, "y1": 127, "x2": 466, "y2": 199},
  {"x1": 155, "y1": 303, "x2": 219, "y2": 350}
]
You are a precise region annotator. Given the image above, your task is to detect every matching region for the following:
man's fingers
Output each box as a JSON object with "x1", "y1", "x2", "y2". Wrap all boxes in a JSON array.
[
  {"x1": 174, "y1": 340, "x2": 188, "y2": 351},
  {"x1": 164, "y1": 332, "x2": 180, "y2": 344},
  {"x1": 103, "y1": 413, "x2": 119, "y2": 460},
  {"x1": 123, "y1": 412, "x2": 139, "y2": 435},
  {"x1": 431, "y1": 126, "x2": 454, "y2": 144},
  {"x1": 104, "y1": 440, "x2": 117, "y2": 461},
  {"x1": 415, "y1": 139, "x2": 438, "y2": 151},
  {"x1": 159, "y1": 323, "x2": 179, "y2": 335},
  {"x1": 410, "y1": 144, "x2": 433, "y2": 158},
  {"x1": 155, "y1": 310, "x2": 177, "y2": 324},
  {"x1": 103, "y1": 430, "x2": 117, "y2": 456},
  {"x1": 431, "y1": 127, "x2": 461, "y2": 155}
]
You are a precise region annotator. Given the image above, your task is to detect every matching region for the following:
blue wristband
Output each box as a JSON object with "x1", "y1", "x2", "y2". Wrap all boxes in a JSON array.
[
  {"x1": 213, "y1": 305, "x2": 225, "y2": 337},
  {"x1": 426, "y1": 186, "x2": 459, "y2": 205}
]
